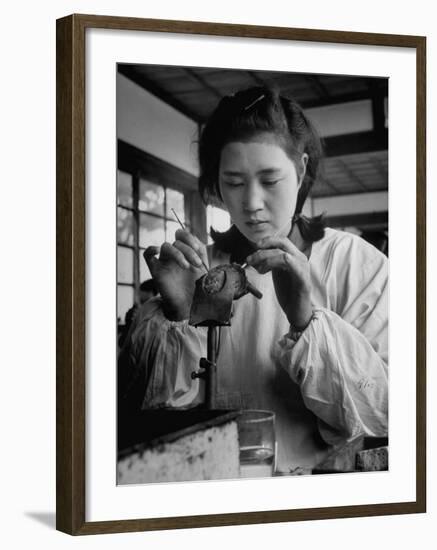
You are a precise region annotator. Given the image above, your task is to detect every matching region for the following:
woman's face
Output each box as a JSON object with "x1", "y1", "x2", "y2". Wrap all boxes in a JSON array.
[{"x1": 218, "y1": 133, "x2": 307, "y2": 244}]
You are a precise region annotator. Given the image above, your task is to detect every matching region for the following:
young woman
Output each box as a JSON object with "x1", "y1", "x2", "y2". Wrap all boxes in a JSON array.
[{"x1": 118, "y1": 87, "x2": 388, "y2": 473}]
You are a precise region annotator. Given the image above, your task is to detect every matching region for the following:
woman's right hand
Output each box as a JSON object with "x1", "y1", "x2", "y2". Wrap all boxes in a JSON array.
[{"x1": 144, "y1": 229, "x2": 209, "y2": 321}]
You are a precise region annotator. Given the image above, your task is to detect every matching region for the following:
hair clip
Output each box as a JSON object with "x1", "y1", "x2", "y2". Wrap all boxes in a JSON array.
[{"x1": 244, "y1": 94, "x2": 265, "y2": 111}]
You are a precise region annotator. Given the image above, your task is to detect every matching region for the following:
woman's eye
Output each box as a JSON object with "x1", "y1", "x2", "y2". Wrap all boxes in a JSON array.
[
  {"x1": 224, "y1": 180, "x2": 244, "y2": 187},
  {"x1": 262, "y1": 180, "x2": 279, "y2": 186}
]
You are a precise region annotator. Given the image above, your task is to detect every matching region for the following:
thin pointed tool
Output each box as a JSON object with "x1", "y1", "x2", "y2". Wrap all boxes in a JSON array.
[
  {"x1": 171, "y1": 208, "x2": 209, "y2": 272},
  {"x1": 240, "y1": 220, "x2": 292, "y2": 269}
]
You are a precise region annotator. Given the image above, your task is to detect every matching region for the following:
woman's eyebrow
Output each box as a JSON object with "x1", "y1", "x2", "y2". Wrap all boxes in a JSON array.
[
  {"x1": 221, "y1": 170, "x2": 244, "y2": 177},
  {"x1": 257, "y1": 168, "x2": 282, "y2": 175},
  {"x1": 222, "y1": 168, "x2": 282, "y2": 176}
]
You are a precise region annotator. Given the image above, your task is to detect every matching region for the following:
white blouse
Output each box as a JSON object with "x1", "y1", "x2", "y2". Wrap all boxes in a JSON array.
[{"x1": 120, "y1": 228, "x2": 388, "y2": 472}]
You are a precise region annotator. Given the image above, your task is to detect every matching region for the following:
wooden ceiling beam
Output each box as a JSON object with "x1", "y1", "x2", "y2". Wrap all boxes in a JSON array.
[
  {"x1": 301, "y1": 85, "x2": 387, "y2": 109},
  {"x1": 119, "y1": 65, "x2": 388, "y2": 122},
  {"x1": 323, "y1": 129, "x2": 388, "y2": 157},
  {"x1": 304, "y1": 75, "x2": 332, "y2": 101},
  {"x1": 325, "y1": 211, "x2": 388, "y2": 230},
  {"x1": 182, "y1": 68, "x2": 223, "y2": 100}
]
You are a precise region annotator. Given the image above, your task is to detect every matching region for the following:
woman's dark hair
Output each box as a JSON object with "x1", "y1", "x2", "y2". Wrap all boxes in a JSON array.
[{"x1": 198, "y1": 86, "x2": 325, "y2": 245}]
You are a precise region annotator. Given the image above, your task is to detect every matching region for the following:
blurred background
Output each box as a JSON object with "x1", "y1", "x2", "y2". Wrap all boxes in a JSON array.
[{"x1": 116, "y1": 65, "x2": 388, "y2": 326}]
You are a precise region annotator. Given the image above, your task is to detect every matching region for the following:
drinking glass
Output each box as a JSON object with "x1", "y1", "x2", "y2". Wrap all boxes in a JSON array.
[{"x1": 237, "y1": 410, "x2": 276, "y2": 478}]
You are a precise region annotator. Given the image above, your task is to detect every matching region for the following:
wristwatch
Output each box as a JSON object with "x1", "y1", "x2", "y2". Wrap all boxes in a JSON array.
[{"x1": 287, "y1": 325, "x2": 306, "y2": 342}]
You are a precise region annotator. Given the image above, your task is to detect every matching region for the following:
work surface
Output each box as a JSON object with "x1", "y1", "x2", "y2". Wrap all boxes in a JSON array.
[
  {"x1": 118, "y1": 409, "x2": 241, "y2": 484},
  {"x1": 118, "y1": 409, "x2": 388, "y2": 483}
]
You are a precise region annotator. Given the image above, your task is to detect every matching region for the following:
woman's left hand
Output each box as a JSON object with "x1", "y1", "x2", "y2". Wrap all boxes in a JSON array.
[{"x1": 246, "y1": 236, "x2": 313, "y2": 330}]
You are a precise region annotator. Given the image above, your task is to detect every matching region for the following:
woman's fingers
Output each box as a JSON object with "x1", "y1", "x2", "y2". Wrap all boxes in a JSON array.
[
  {"x1": 143, "y1": 230, "x2": 208, "y2": 275},
  {"x1": 158, "y1": 242, "x2": 191, "y2": 269},
  {"x1": 173, "y1": 240, "x2": 205, "y2": 269},
  {"x1": 143, "y1": 246, "x2": 160, "y2": 274},
  {"x1": 175, "y1": 229, "x2": 209, "y2": 267},
  {"x1": 246, "y1": 249, "x2": 295, "y2": 274},
  {"x1": 247, "y1": 236, "x2": 307, "y2": 272},
  {"x1": 255, "y1": 236, "x2": 303, "y2": 258}
]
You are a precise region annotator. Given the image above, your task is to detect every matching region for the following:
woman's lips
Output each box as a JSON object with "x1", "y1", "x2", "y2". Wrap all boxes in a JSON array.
[{"x1": 246, "y1": 221, "x2": 269, "y2": 231}]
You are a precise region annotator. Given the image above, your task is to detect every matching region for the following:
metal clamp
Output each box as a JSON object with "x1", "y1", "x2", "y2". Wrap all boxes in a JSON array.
[{"x1": 191, "y1": 357, "x2": 217, "y2": 409}]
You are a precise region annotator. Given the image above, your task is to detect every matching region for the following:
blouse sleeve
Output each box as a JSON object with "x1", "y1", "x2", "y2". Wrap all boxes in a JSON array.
[
  {"x1": 276, "y1": 235, "x2": 388, "y2": 446},
  {"x1": 118, "y1": 297, "x2": 206, "y2": 411}
]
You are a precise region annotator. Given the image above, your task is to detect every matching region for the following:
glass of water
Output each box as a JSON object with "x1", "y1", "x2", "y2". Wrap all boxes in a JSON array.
[{"x1": 237, "y1": 410, "x2": 276, "y2": 479}]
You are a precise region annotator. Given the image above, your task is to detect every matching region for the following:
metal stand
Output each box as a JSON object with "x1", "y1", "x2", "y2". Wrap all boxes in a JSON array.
[
  {"x1": 191, "y1": 325, "x2": 218, "y2": 409},
  {"x1": 189, "y1": 263, "x2": 262, "y2": 410}
]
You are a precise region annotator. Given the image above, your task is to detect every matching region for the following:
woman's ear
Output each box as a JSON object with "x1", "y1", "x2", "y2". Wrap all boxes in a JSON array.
[{"x1": 298, "y1": 153, "x2": 309, "y2": 188}]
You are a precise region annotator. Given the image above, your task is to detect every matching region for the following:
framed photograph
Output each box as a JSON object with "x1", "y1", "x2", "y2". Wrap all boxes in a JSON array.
[{"x1": 56, "y1": 14, "x2": 426, "y2": 535}]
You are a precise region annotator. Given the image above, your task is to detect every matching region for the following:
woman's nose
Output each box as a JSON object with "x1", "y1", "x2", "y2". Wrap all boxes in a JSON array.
[{"x1": 242, "y1": 182, "x2": 264, "y2": 212}]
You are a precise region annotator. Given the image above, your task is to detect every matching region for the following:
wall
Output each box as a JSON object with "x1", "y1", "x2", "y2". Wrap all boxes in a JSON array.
[
  {"x1": 117, "y1": 73, "x2": 199, "y2": 175},
  {"x1": 312, "y1": 191, "x2": 388, "y2": 216},
  {"x1": 307, "y1": 100, "x2": 375, "y2": 137},
  {"x1": 1, "y1": 1, "x2": 434, "y2": 549}
]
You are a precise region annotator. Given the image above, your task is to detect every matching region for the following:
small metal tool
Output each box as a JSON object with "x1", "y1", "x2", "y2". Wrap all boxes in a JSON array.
[
  {"x1": 171, "y1": 208, "x2": 209, "y2": 273},
  {"x1": 240, "y1": 219, "x2": 292, "y2": 269}
]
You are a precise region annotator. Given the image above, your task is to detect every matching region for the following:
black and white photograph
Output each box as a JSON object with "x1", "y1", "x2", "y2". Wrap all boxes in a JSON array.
[
  {"x1": 116, "y1": 64, "x2": 389, "y2": 484},
  {"x1": 2, "y1": 0, "x2": 433, "y2": 544}
]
